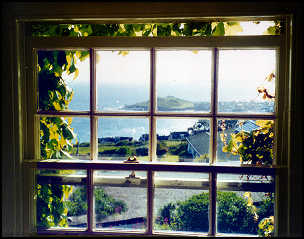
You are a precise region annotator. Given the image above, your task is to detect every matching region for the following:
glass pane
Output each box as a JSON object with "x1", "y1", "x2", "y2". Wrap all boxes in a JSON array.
[
  {"x1": 98, "y1": 118, "x2": 149, "y2": 161},
  {"x1": 156, "y1": 118, "x2": 210, "y2": 163},
  {"x1": 154, "y1": 172, "x2": 209, "y2": 234},
  {"x1": 37, "y1": 50, "x2": 90, "y2": 111},
  {"x1": 94, "y1": 170, "x2": 147, "y2": 231},
  {"x1": 40, "y1": 117, "x2": 90, "y2": 160},
  {"x1": 217, "y1": 173, "x2": 275, "y2": 236},
  {"x1": 216, "y1": 119, "x2": 274, "y2": 166},
  {"x1": 96, "y1": 50, "x2": 150, "y2": 112},
  {"x1": 156, "y1": 50, "x2": 212, "y2": 112},
  {"x1": 36, "y1": 169, "x2": 87, "y2": 230},
  {"x1": 218, "y1": 50, "x2": 276, "y2": 113},
  {"x1": 235, "y1": 21, "x2": 281, "y2": 36}
]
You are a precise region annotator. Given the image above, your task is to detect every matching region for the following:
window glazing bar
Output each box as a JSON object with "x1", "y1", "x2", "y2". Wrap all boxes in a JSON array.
[
  {"x1": 30, "y1": 35, "x2": 281, "y2": 49},
  {"x1": 90, "y1": 48, "x2": 97, "y2": 161},
  {"x1": 30, "y1": 160, "x2": 277, "y2": 175}
]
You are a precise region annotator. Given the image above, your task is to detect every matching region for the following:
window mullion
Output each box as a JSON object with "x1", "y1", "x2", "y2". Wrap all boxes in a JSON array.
[
  {"x1": 147, "y1": 47, "x2": 156, "y2": 235},
  {"x1": 209, "y1": 171, "x2": 217, "y2": 236},
  {"x1": 210, "y1": 47, "x2": 219, "y2": 165},
  {"x1": 90, "y1": 48, "x2": 97, "y2": 161},
  {"x1": 88, "y1": 48, "x2": 97, "y2": 232},
  {"x1": 149, "y1": 47, "x2": 157, "y2": 162},
  {"x1": 209, "y1": 47, "x2": 219, "y2": 237}
]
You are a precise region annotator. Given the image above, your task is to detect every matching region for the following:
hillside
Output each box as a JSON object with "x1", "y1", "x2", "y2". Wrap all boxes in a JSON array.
[{"x1": 123, "y1": 96, "x2": 205, "y2": 111}]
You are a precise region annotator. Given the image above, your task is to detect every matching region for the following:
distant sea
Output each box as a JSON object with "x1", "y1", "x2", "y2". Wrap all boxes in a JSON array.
[{"x1": 66, "y1": 84, "x2": 274, "y2": 144}]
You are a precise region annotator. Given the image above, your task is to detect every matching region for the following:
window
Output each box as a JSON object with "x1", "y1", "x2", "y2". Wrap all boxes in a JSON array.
[{"x1": 23, "y1": 18, "x2": 290, "y2": 237}]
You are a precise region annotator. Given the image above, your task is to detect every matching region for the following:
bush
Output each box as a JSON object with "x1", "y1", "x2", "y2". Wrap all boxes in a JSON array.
[
  {"x1": 173, "y1": 193, "x2": 209, "y2": 231},
  {"x1": 156, "y1": 191, "x2": 272, "y2": 234},
  {"x1": 79, "y1": 142, "x2": 90, "y2": 147},
  {"x1": 169, "y1": 142, "x2": 191, "y2": 157},
  {"x1": 99, "y1": 146, "x2": 134, "y2": 156},
  {"x1": 65, "y1": 187, "x2": 127, "y2": 221},
  {"x1": 217, "y1": 191, "x2": 257, "y2": 234},
  {"x1": 156, "y1": 142, "x2": 168, "y2": 156},
  {"x1": 136, "y1": 147, "x2": 149, "y2": 156}
]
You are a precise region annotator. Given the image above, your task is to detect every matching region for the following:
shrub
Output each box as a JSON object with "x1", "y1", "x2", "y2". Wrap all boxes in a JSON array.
[
  {"x1": 173, "y1": 193, "x2": 209, "y2": 232},
  {"x1": 65, "y1": 187, "x2": 127, "y2": 221},
  {"x1": 169, "y1": 142, "x2": 191, "y2": 156},
  {"x1": 156, "y1": 191, "x2": 272, "y2": 234},
  {"x1": 217, "y1": 191, "x2": 257, "y2": 234},
  {"x1": 156, "y1": 142, "x2": 168, "y2": 156},
  {"x1": 136, "y1": 147, "x2": 149, "y2": 156},
  {"x1": 79, "y1": 142, "x2": 90, "y2": 147}
]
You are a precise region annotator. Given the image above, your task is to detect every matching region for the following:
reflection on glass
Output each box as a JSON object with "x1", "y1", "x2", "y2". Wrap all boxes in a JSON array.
[
  {"x1": 37, "y1": 50, "x2": 90, "y2": 111},
  {"x1": 216, "y1": 119, "x2": 274, "y2": 166},
  {"x1": 216, "y1": 174, "x2": 275, "y2": 236},
  {"x1": 154, "y1": 172, "x2": 209, "y2": 233},
  {"x1": 98, "y1": 118, "x2": 149, "y2": 161},
  {"x1": 96, "y1": 50, "x2": 150, "y2": 112},
  {"x1": 36, "y1": 170, "x2": 87, "y2": 229},
  {"x1": 94, "y1": 171, "x2": 147, "y2": 231},
  {"x1": 156, "y1": 118, "x2": 210, "y2": 163},
  {"x1": 40, "y1": 117, "x2": 90, "y2": 160},
  {"x1": 218, "y1": 50, "x2": 276, "y2": 113},
  {"x1": 156, "y1": 50, "x2": 212, "y2": 112}
]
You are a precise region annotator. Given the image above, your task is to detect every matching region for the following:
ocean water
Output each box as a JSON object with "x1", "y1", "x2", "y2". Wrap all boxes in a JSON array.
[{"x1": 65, "y1": 83, "x2": 273, "y2": 144}]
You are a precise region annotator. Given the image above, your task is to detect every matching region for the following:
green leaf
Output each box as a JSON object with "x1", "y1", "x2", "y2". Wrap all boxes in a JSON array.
[{"x1": 212, "y1": 22, "x2": 225, "y2": 36}]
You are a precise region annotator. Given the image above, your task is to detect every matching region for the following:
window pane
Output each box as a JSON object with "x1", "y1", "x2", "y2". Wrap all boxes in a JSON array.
[
  {"x1": 96, "y1": 50, "x2": 150, "y2": 112},
  {"x1": 98, "y1": 118, "x2": 149, "y2": 161},
  {"x1": 216, "y1": 119, "x2": 274, "y2": 166},
  {"x1": 36, "y1": 169, "x2": 87, "y2": 230},
  {"x1": 156, "y1": 50, "x2": 212, "y2": 112},
  {"x1": 154, "y1": 172, "x2": 209, "y2": 234},
  {"x1": 37, "y1": 50, "x2": 90, "y2": 111},
  {"x1": 216, "y1": 173, "x2": 275, "y2": 236},
  {"x1": 94, "y1": 170, "x2": 147, "y2": 231},
  {"x1": 156, "y1": 118, "x2": 210, "y2": 163},
  {"x1": 218, "y1": 50, "x2": 276, "y2": 113},
  {"x1": 40, "y1": 117, "x2": 90, "y2": 160}
]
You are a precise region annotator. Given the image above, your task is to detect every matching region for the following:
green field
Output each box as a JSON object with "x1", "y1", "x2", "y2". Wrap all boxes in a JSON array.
[{"x1": 70, "y1": 140, "x2": 192, "y2": 162}]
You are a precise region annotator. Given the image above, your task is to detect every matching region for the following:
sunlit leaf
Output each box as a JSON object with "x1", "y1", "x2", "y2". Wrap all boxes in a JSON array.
[
  {"x1": 73, "y1": 68, "x2": 79, "y2": 80},
  {"x1": 212, "y1": 22, "x2": 225, "y2": 36},
  {"x1": 224, "y1": 22, "x2": 243, "y2": 35},
  {"x1": 118, "y1": 51, "x2": 129, "y2": 56},
  {"x1": 53, "y1": 101, "x2": 61, "y2": 111}
]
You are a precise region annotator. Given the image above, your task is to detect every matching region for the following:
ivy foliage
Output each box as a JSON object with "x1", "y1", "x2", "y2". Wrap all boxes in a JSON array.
[{"x1": 220, "y1": 72, "x2": 276, "y2": 167}]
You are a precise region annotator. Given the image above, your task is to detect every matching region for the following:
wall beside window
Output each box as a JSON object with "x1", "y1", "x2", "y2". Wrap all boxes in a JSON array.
[{"x1": 1, "y1": 1, "x2": 303, "y2": 237}]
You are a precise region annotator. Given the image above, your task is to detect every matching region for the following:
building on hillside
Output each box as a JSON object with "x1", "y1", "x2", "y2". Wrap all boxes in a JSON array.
[
  {"x1": 186, "y1": 132, "x2": 210, "y2": 161},
  {"x1": 168, "y1": 131, "x2": 189, "y2": 141},
  {"x1": 186, "y1": 121, "x2": 260, "y2": 162},
  {"x1": 233, "y1": 120, "x2": 260, "y2": 133}
]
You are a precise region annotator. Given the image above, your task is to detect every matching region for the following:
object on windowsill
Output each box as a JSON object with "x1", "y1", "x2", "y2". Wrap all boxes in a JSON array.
[
  {"x1": 125, "y1": 170, "x2": 141, "y2": 184},
  {"x1": 123, "y1": 156, "x2": 139, "y2": 163}
]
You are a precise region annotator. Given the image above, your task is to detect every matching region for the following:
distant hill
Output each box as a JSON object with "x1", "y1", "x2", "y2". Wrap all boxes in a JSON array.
[
  {"x1": 123, "y1": 96, "x2": 209, "y2": 111},
  {"x1": 123, "y1": 96, "x2": 274, "y2": 112}
]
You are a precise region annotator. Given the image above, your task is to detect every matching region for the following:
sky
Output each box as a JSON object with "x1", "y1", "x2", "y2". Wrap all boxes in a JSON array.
[{"x1": 65, "y1": 21, "x2": 277, "y2": 107}]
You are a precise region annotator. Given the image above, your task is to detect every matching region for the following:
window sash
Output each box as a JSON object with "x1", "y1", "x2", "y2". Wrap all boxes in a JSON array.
[{"x1": 29, "y1": 35, "x2": 281, "y2": 236}]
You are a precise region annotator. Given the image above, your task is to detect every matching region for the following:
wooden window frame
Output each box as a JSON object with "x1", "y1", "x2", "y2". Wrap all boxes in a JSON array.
[{"x1": 23, "y1": 29, "x2": 287, "y2": 236}]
